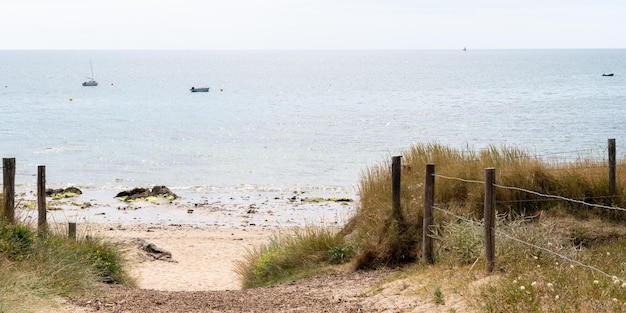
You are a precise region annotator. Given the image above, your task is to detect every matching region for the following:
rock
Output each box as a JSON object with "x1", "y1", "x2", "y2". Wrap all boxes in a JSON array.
[
  {"x1": 115, "y1": 187, "x2": 150, "y2": 199},
  {"x1": 46, "y1": 187, "x2": 82, "y2": 196},
  {"x1": 46, "y1": 187, "x2": 83, "y2": 199},
  {"x1": 115, "y1": 186, "x2": 179, "y2": 202}
]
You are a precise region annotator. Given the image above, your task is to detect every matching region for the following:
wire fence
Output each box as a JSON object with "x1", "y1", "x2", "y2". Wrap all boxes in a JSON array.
[{"x1": 428, "y1": 169, "x2": 626, "y2": 284}]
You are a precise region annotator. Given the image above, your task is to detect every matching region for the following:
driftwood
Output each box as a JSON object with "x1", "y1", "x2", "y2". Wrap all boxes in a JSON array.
[{"x1": 132, "y1": 238, "x2": 176, "y2": 263}]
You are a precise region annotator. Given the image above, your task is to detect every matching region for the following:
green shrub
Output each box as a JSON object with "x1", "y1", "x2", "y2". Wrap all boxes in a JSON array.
[
  {"x1": 0, "y1": 223, "x2": 34, "y2": 260},
  {"x1": 75, "y1": 237, "x2": 129, "y2": 284}
]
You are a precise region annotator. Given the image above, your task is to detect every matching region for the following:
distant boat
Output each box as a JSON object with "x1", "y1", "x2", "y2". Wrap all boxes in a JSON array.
[
  {"x1": 602, "y1": 73, "x2": 614, "y2": 77},
  {"x1": 463, "y1": 47, "x2": 467, "y2": 52},
  {"x1": 82, "y1": 59, "x2": 98, "y2": 86},
  {"x1": 190, "y1": 87, "x2": 209, "y2": 92}
]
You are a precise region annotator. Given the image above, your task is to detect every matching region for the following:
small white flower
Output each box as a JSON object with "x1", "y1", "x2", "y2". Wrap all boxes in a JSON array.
[
  {"x1": 531, "y1": 281, "x2": 537, "y2": 287},
  {"x1": 613, "y1": 298, "x2": 618, "y2": 303},
  {"x1": 555, "y1": 262, "x2": 559, "y2": 266},
  {"x1": 555, "y1": 295, "x2": 560, "y2": 300},
  {"x1": 607, "y1": 252, "x2": 611, "y2": 256},
  {"x1": 533, "y1": 255, "x2": 538, "y2": 260},
  {"x1": 513, "y1": 279, "x2": 518, "y2": 284},
  {"x1": 614, "y1": 279, "x2": 620, "y2": 285},
  {"x1": 520, "y1": 286, "x2": 526, "y2": 291},
  {"x1": 570, "y1": 265, "x2": 575, "y2": 269},
  {"x1": 593, "y1": 280, "x2": 599, "y2": 285},
  {"x1": 537, "y1": 265, "x2": 541, "y2": 268},
  {"x1": 621, "y1": 282, "x2": 626, "y2": 289}
]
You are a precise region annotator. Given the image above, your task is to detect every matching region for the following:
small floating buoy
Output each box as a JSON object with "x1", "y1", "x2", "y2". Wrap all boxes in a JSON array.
[{"x1": 69, "y1": 98, "x2": 73, "y2": 101}]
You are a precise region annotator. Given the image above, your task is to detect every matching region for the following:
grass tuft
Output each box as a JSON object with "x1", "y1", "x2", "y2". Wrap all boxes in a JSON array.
[{"x1": 235, "y1": 227, "x2": 351, "y2": 288}]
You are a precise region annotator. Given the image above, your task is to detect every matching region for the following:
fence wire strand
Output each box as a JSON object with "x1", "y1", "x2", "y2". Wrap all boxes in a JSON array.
[
  {"x1": 434, "y1": 172, "x2": 626, "y2": 213},
  {"x1": 495, "y1": 228, "x2": 625, "y2": 284},
  {"x1": 433, "y1": 205, "x2": 625, "y2": 284},
  {"x1": 433, "y1": 173, "x2": 484, "y2": 185},
  {"x1": 433, "y1": 205, "x2": 483, "y2": 226},
  {"x1": 493, "y1": 183, "x2": 626, "y2": 212}
]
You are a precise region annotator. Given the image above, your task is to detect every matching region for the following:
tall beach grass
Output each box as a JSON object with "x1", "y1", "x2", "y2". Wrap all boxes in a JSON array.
[
  {"x1": 0, "y1": 201, "x2": 134, "y2": 312},
  {"x1": 237, "y1": 142, "x2": 626, "y2": 311}
]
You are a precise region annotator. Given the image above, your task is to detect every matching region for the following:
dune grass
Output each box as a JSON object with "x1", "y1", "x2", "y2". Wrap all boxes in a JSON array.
[
  {"x1": 234, "y1": 226, "x2": 352, "y2": 288},
  {"x1": 237, "y1": 142, "x2": 626, "y2": 311},
  {"x1": 349, "y1": 142, "x2": 625, "y2": 269},
  {"x1": 0, "y1": 208, "x2": 134, "y2": 312}
]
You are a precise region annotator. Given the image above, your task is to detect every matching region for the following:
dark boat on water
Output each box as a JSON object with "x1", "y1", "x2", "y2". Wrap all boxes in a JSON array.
[
  {"x1": 602, "y1": 73, "x2": 614, "y2": 77},
  {"x1": 190, "y1": 87, "x2": 209, "y2": 92}
]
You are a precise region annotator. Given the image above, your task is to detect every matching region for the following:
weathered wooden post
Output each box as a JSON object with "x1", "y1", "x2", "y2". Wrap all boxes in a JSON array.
[
  {"x1": 2, "y1": 158, "x2": 16, "y2": 224},
  {"x1": 608, "y1": 138, "x2": 616, "y2": 197},
  {"x1": 392, "y1": 156, "x2": 402, "y2": 223},
  {"x1": 484, "y1": 168, "x2": 496, "y2": 274},
  {"x1": 423, "y1": 163, "x2": 435, "y2": 264},
  {"x1": 37, "y1": 165, "x2": 47, "y2": 236},
  {"x1": 68, "y1": 222, "x2": 77, "y2": 239}
]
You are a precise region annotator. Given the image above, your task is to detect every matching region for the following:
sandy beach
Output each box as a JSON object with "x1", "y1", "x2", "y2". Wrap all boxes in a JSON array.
[
  {"x1": 16, "y1": 190, "x2": 476, "y2": 312},
  {"x1": 17, "y1": 188, "x2": 357, "y2": 291},
  {"x1": 89, "y1": 223, "x2": 275, "y2": 291}
]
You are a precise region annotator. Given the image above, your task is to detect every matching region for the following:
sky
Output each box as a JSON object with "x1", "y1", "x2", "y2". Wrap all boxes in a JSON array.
[{"x1": 1, "y1": 0, "x2": 624, "y2": 49}]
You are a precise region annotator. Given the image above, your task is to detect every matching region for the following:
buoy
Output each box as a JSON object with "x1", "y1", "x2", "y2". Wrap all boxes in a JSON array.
[{"x1": 69, "y1": 98, "x2": 73, "y2": 101}]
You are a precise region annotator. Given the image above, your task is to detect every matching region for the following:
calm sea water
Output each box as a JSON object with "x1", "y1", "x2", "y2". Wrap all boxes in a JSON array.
[{"x1": 1, "y1": 50, "x2": 625, "y2": 196}]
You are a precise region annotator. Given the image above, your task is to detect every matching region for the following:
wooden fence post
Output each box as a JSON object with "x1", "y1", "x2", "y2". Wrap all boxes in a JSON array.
[
  {"x1": 608, "y1": 138, "x2": 616, "y2": 197},
  {"x1": 3, "y1": 158, "x2": 16, "y2": 224},
  {"x1": 68, "y1": 222, "x2": 77, "y2": 239},
  {"x1": 37, "y1": 165, "x2": 47, "y2": 236},
  {"x1": 423, "y1": 164, "x2": 435, "y2": 264},
  {"x1": 392, "y1": 156, "x2": 402, "y2": 223},
  {"x1": 484, "y1": 168, "x2": 496, "y2": 274}
]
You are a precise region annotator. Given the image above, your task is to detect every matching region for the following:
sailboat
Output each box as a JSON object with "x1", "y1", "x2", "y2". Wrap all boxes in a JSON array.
[{"x1": 82, "y1": 59, "x2": 98, "y2": 86}]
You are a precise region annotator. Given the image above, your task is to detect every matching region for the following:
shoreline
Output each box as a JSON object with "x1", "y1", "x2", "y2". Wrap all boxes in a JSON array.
[
  {"x1": 14, "y1": 188, "x2": 357, "y2": 291},
  {"x1": 17, "y1": 188, "x2": 357, "y2": 228}
]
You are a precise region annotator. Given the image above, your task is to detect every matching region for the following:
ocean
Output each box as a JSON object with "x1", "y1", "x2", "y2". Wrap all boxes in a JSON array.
[{"x1": 1, "y1": 49, "x2": 625, "y2": 198}]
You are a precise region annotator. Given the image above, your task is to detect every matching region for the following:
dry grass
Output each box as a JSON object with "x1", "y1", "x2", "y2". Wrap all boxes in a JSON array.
[
  {"x1": 342, "y1": 142, "x2": 626, "y2": 311},
  {"x1": 346, "y1": 143, "x2": 626, "y2": 269},
  {"x1": 0, "y1": 211, "x2": 134, "y2": 312},
  {"x1": 193, "y1": 142, "x2": 626, "y2": 311}
]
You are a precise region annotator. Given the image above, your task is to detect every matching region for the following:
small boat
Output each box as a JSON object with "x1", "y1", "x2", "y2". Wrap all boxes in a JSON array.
[
  {"x1": 82, "y1": 59, "x2": 98, "y2": 86},
  {"x1": 190, "y1": 87, "x2": 209, "y2": 92},
  {"x1": 82, "y1": 79, "x2": 97, "y2": 86},
  {"x1": 602, "y1": 73, "x2": 614, "y2": 77}
]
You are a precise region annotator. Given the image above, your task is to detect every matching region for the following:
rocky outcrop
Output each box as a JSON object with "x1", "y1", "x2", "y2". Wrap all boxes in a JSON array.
[
  {"x1": 46, "y1": 187, "x2": 83, "y2": 199},
  {"x1": 115, "y1": 186, "x2": 179, "y2": 201}
]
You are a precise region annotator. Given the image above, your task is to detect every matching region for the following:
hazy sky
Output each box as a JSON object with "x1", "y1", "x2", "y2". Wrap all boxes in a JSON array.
[{"x1": 1, "y1": 0, "x2": 624, "y2": 49}]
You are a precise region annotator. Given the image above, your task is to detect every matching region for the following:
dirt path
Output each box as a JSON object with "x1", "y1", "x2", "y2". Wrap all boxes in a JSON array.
[{"x1": 70, "y1": 270, "x2": 398, "y2": 313}]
